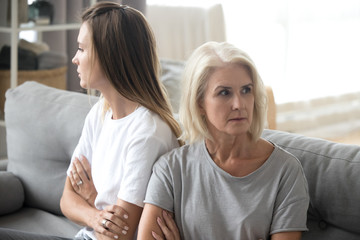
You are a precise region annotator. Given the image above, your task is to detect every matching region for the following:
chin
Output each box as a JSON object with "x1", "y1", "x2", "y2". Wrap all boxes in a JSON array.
[{"x1": 79, "y1": 80, "x2": 89, "y2": 89}]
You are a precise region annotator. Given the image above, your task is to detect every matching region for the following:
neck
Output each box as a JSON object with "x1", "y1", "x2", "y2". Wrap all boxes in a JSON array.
[
  {"x1": 101, "y1": 87, "x2": 139, "y2": 120},
  {"x1": 205, "y1": 132, "x2": 255, "y2": 163}
]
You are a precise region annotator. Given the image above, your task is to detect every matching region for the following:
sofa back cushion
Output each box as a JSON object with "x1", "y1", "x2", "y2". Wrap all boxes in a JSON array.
[
  {"x1": 262, "y1": 129, "x2": 360, "y2": 240},
  {"x1": 5, "y1": 82, "x2": 97, "y2": 215}
]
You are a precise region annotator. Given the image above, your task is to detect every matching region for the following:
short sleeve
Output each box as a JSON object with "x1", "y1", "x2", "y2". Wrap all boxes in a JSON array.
[
  {"x1": 118, "y1": 136, "x2": 173, "y2": 208},
  {"x1": 270, "y1": 160, "x2": 309, "y2": 234},
  {"x1": 144, "y1": 156, "x2": 175, "y2": 212}
]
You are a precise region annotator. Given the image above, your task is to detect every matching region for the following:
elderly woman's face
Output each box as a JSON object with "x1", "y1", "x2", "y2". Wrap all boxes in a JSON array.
[{"x1": 199, "y1": 64, "x2": 254, "y2": 139}]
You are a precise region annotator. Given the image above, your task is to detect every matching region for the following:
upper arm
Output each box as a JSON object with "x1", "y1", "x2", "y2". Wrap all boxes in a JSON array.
[
  {"x1": 115, "y1": 198, "x2": 143, "y2": 240},
  {"x1": 271, "y1": 231, "x2": 302, "y2": 240},
  {"x1": 137, "y1": 203, "x2": 167, "y2": 240}
]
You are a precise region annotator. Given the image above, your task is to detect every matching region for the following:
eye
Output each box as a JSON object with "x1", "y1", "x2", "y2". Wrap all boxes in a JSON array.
[
  {"x1": 241, "y1": 86, "x2": 252, "y2": 94},
  {"x1": 77, "y1": 47, "x2": 84, "y2": 52},
  {"x1": 219, "y1": 89, "x2": 230, "y2": 96}
]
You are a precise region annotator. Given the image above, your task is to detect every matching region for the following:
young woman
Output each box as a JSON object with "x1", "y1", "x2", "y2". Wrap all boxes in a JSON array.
[
  {"x1": 137, "y1": 42, "x2": 309, "y2": 240},
  {"x1": 0, "y1": 2, "x2": 181, "y2": 240}
]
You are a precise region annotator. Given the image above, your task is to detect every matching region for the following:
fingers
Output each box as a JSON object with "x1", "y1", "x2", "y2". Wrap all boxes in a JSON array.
[
  {"x1": 69, "y1": 157, "x2": 84, "y2": 192},
  {"x1": 96, "y1": 218, "x2": 120, "y2": 239},
  {"x1": 157, "y1": 216, "x2": 172, "y2": 238},
  {"x1": 73, "y1": 157, "x2": 89, "y2": 183},
  {"x1": 162, "y1": 211, "x2": 180, "y2": 237},
  {"x1": 105, "y1": 204, "x2": 129, "y2": 221},
  {"x1": 69, "y1": 168, "x2": 80, "y2": 192},
  {"x1": 103, "y1": 205, "x2": 130, "y2": 233},
  {"x1": 156, "y1": 211, "x2": 180, "y2": 240},
  {"x1": 98, "y1": 210, "x2": 129, "y2": 239},
  {"x1": 80, "y1": 155, "x2": 92, "y2": 180},
  {"x1": 152, "y1": 230, "x2": 164, "y2": 240}
]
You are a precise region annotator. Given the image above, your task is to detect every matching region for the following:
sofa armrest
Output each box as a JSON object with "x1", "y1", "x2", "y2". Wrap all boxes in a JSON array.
[
  {"x1": 0, "y1": 171, "x2": 24, "y2": 215},
  {"x1": 0, "y1": 159, "x2": 8, "y2": 171}
]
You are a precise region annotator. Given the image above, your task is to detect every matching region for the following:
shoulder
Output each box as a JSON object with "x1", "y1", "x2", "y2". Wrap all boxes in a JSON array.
[
  {"x1": 132, "y1": 107, "x2": 173, "y2": 135},
  {"x1": 260, "y1": 137, "x2": 302, "y2": 167},
  {"x1": 265, "y1": 141, "x2": 308, "y2": 186},
  {"x1": 154, "y1": 142, "x2": 202, "y2": 171},
  {"x1": 83, "y1": 99, "x2": 105, "y2": 126},
  {"x1": 124, "y1": 107, "x2": 179, "y2": 154},
  {"x1": 129, "y1": 107, "x2": 178, "y2": 146},
  {"x1": 258, "y1": 138, "x2": 306, "y2": 179},
  {"x1": 272, "y1": 144, "x2": 303, "y2": 168}
]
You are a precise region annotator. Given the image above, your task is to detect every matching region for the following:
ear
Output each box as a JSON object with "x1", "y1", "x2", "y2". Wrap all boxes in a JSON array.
[{"x1": 198, "y1": 100, "x2": 206, "y2": 115}]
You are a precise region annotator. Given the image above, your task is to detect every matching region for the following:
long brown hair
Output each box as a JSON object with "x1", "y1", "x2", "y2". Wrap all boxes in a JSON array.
[{"x1": 82, "y1": 2, "x2": 182, "y2": 144}]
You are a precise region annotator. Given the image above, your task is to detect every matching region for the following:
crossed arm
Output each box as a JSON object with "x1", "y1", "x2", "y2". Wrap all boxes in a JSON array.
[
  {"x1": 60, "y1": 157, "x2": 302, "y2": 240},
  {"x1": 137, "y1": 204, "x2": 180, "y2": 240},
  {"x1": 60, "y1": 156, "x2": 142, "y2": 240},
  {"x1": 137, "y1": 203, "x2": 302, "y2": 240}
]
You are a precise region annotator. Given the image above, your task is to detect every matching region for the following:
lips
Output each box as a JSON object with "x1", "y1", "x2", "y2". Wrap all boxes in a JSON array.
[{"x1": 229, "y1": 117, "x2": 246, "y2": 122}]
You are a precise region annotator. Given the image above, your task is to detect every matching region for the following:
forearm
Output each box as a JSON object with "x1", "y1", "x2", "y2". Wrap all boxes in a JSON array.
[
  {"x1": 60, "y1": 178, "x2": 98, "y2": 227},
  {"x1": 69, "y1": 156, "x2": 98, "y2": 208},
  {"x1": 85, "y1": 191, "x2": 97, "y2": 208},
  {"x1": 101, "y1": 198, "x2": 143, "y2": 240},
  {"x1": 271, "y1": 231, "x2": 302, "y2": 240},
  {"x1": 137, "y1": 204, "x2": 166, "y2": 240}
]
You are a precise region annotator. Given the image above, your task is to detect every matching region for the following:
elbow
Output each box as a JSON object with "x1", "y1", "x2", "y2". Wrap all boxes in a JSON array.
[{"x1": 60, "y1": 191, "x2": 68, "y2": 216}]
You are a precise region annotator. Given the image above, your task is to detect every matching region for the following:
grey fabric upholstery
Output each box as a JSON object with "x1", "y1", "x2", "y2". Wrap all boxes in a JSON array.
[
  {"x1": 262, "y1": 129, "x2": 360, "y2": 240},
  {"x1": 0, "y1": 171, "x2": 24, "y2": 215},
  {"x1": 1, "y1": 82, "x2": 93, "y2": 236},
  {"x1": 0, "y1": 208, "x2": 80, "y2": 237},
  {"x1": 160, "y1": 59, "x2": 184, "y2": 113},
  {"x1": 0, "y1": 159, "x2": 7, "y2": 171},
  {"x1": 5, "y1": 82, "x2": 97, "y2": 216}
]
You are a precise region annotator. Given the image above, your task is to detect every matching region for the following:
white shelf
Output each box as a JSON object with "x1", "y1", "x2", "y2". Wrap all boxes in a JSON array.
[
  {"x1": 0, "y1": 0, "x2": 96, "y2": 126},
  {"x1": 0, "y1": 0, "x2": 97, "y2": 89},
  {"x1": 0, "y1": 23, "x2": 81, "y2": 33}
]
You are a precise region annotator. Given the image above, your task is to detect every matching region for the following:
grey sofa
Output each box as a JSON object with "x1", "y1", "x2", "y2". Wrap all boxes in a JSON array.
[{"x1": 0, "y1": 80, "x2": 359, "y2": 238}]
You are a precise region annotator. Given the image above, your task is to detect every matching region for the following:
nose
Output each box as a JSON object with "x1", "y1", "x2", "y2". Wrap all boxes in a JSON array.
[
  {"x1": 232, "y1": 93, "x2": 244, "y2": 110},
  {"x1": 72, "y1": 54, "x2": 79, "y2": 65}
]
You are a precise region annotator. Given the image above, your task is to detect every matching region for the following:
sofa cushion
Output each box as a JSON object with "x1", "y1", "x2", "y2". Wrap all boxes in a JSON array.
[
  {"x1": 262, "y1": 129, "x2": 360, "y2": 239},
  {"x1": 5, "y1": 81, "x2": 97, "y2": 215},
  {"x1": 0, "y1": 207, "x2": 81, "y2": 237},
  {"x1": 0, "y1": 171, "x2": 24, "y2": 215},
  {"x1": 160, "y1": 59, "x2": 184, "y2": 113}
]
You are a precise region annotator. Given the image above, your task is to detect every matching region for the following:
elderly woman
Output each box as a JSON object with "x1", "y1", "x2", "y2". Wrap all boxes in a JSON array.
[{"x1": 137, "y1": 42, "x2": 309, "y2": 240}]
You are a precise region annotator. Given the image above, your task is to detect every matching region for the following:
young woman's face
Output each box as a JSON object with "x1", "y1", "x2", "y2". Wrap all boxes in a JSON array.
[
  {"x1": 200, "y1": 64, "x2": 255, "y2": 139},
  {"x1": 72, "y1": 22, "x2": 107, "y2": 90}
]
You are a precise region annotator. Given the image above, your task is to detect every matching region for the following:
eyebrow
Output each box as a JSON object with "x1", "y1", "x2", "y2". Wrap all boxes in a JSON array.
[
  {"x1": 243, "y1": 83, "x2": 254, "y2": 88},
  {"x1": 214, "y1": 85, "x2": 231, "y2": 91},
  {"x1": 214, "y1": 83, "x2": 253, "y2": 91}
]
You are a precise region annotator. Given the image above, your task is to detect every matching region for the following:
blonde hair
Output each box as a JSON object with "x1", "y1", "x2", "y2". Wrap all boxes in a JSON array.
[
  {"x1": 179, "y1": 42, "x2": 267, "y2": 143},
  {"x1": 82, "y1": 2, "x2": 183, "y2": 145}
]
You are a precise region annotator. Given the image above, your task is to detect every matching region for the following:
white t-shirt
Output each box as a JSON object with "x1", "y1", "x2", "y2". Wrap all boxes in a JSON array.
[
  {"x1": 67, "y1": 99, "x2": 179, "y2": 239},
  {"x1": 145, "y1": 140, "x2": 309, "y2": 240}
]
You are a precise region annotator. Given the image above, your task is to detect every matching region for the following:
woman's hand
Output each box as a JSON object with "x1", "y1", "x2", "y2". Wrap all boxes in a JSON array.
[
  {"x1": 93, "y1": 204, "x2": 131, "y2": 240},
  {"x1": 151, "y1": 211, "x2": 181, "y2": 240},
  {"x1": 69, "y1": 155, "x2": 97, "y2": 206}
]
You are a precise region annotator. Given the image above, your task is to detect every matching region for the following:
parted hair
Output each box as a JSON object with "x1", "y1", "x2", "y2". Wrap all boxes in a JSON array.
[
  {"x1": 179, "y1": 41, "x2": 267, "y2": 143},
  {"x1": 82, "y1": 1, "x2": 182, "y2": 144}
]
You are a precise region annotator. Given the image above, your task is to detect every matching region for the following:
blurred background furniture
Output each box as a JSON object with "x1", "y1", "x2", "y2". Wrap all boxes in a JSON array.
[{"x1": 147, "y1": 2, "x2": 226, "y2": 61}]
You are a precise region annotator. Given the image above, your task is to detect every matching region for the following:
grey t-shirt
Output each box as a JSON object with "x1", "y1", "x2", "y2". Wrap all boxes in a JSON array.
[{"x1": 145, "y1": 140, "x2": 309, "y2": 240}]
